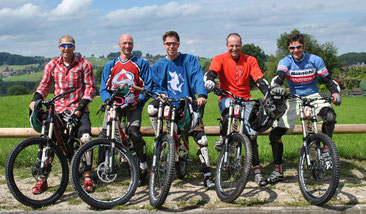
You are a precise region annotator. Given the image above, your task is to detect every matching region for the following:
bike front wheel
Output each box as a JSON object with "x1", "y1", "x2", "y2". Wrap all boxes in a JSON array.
[
  {"x1": 71, "y1": 139, "x2": 138, "y2": 209},
  {"x1": 298, "y1": 133, "x2": 340, "y2": 205},
  {"x1": 5, "y1": 137, "x2": 69, "y2": 208},
  {"x1": 215, "y1": 133, "x2": 252, "y2": 202},
  {"x1": 149, "y1": 133, "x2": 176, "y2": 209}
]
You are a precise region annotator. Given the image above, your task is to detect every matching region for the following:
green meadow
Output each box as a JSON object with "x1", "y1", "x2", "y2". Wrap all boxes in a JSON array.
[{"x1": 0, "y1": 90, "x2": 365, "y2": 167}]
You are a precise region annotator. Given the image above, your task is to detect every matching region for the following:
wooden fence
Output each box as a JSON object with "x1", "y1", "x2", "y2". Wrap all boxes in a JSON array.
[{"x1": 1, "y1": 124, "x2": 366, "y2": 138}]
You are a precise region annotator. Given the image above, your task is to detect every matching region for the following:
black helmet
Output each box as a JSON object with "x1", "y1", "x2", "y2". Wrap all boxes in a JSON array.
[
  {"x1": 264, "y1": 93, "x2": 287, "y2": 120},
  {"x1": 29, "y1": 100, "x2": 47, "y2": 133},
  {"x1": 177, "y1": 97, "x2": 202, "y2": 133},
  {"x1": 249, "y1": 98, "x2": 273, "y2": 133}
]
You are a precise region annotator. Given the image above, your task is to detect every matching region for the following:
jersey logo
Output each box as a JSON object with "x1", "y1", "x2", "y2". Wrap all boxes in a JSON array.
[
  {"x1": 168, "y1": 71, "x2": 184, "y2": 92},
  {"x1": 112, "y1": 69, "x2": 134, "y2": 88}
]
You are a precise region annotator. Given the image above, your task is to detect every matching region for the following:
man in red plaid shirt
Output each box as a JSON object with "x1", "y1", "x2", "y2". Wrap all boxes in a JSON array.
[{"x1": 29, "y1": 35, "x2": 96, "y2": 194}]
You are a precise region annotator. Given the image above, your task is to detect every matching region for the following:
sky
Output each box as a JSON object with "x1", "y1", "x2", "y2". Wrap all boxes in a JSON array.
[{"x1": 0, "y1": 0, "x2": 365, "y2": 59}]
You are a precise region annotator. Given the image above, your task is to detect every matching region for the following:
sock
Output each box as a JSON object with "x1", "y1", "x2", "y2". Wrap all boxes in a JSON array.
[
  {"x1": 275, "y1": 164, "x2": 283, "y2": 174},
  {"x1": 254, "y1": 165, "x2": 261, "y2": 175}
]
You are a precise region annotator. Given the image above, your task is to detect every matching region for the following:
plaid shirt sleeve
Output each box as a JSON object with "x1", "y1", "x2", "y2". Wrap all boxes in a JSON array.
[
  {"x1": 81, "y1": 59, "x2": 95, "y2": 101},
  {"x1": 36, "y1": 60, "x2": 55, "y2": 99}
]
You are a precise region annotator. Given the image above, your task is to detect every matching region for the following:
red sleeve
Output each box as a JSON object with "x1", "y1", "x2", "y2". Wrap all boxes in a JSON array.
[
  {"x1": 209, "y1": 55, "x2": 223, "y2": 75},
  {"x1": 248, "y1": 56, "x2": 264, "y2": 82}
]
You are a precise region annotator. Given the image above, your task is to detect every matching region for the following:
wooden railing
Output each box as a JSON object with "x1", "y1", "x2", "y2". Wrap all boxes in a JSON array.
[{"x1": 1, "y1": 124, "x2": 366, "y2": 138}]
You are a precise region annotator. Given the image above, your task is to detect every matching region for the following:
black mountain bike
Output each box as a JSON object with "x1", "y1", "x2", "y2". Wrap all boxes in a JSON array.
[
  {"x1": 210, "y1": 87, "x2": 254, "y2": 203},
  {"x1": 71, "y1": 84, "x2": 138, "y2": 209},
  {"x1": 287, "y1": 93, "x2": 340, "y2": 205},
  {"x1": 132, "y1": 85, "x2": 192, "y2": 209},
  {"x1": 5, "y1": 89, "x2": 83, "y2": 208}
]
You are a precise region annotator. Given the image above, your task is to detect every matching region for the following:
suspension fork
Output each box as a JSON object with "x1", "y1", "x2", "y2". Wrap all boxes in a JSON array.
[
  {"x1": 223, "y1": 100, "x2": 234, "y2": 167},
  {"x1": 151, "y1": 101, "x2": 165, "y2": 172}
]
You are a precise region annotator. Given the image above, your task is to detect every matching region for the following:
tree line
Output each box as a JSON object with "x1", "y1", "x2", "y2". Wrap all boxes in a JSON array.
[{"x1": 1, "y1": 29, "x2": 366, "y2": 96}]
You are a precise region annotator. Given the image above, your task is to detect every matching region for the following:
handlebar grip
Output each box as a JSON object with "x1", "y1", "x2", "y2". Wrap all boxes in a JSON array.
[{"x1": 132, "y1": 85, "x2": 144, "y2": 91}]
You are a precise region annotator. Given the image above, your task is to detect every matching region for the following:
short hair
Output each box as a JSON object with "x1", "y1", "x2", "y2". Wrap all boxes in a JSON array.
[
  {"x1": 59, "y1": 35, "x2": 75, "y2": 44},
  {"x1": 226, "y1": 33, "x2": 242, "y2": 44},
  {"x1": 287, "y1": 33, "x2": 304, "y2": 46},
  {"x1": 162, "y1": 31, "x2": 180, "y2": 42}
]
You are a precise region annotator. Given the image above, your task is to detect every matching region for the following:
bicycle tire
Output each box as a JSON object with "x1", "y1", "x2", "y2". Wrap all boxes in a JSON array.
[
  {"x1": 215, "y1": 133, "x2": 252, "y2": 202},
  {"x1": 5, "y1": 137, "x2": 69, "y2": 208},
  {"x1": 175, "y1": 135, "x2": 188, "y2": 179},
  {"x1": 298, "y1": 133, "x2": 340, "y2": 205},
  {"x1": 71, "y1": 139, "x2": 138, "y2": 209},
  {"x1": 149, "y1": 133, "x2": 176, "y2": 208}
]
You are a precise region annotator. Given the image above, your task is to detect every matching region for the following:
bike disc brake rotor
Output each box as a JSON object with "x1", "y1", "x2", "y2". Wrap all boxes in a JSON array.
[{"x1": 97, "y1": 162, "x2": 117, "y2": 183}]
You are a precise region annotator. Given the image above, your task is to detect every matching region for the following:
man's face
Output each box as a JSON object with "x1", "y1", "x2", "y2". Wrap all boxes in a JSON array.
[
  {"x1": 119, "y1": 35, "x2": 134, "y2": 57},
  {"x1": 226, "y1": 35, "x2": 242, "y2": 60},
  {"x1": 288, "y1": 41, "x2": 304, "y2": 60},
  {"x1": 58, "y1": 38, "x2": 75, "y2": 59},
  {"x1": 163, "y1": 36, "x2": 179, "y2": 58}
]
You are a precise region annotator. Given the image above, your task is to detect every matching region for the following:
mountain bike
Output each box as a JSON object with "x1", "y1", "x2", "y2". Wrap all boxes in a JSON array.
[
  {"x1": 70, "y1": 84, "x2": 138, "y2": 209},
  {"x1": 5, "y1": 89, "x2": 83, "y2": 208},
  {"x1": 132, "y1": 85, "x2": 192, "y2": 209},
  {"x1": 286, "y1": 93, "x2": 340, "y2": 205},
  {"x1": 210, "y1": 87, "x2": 254, "y2": 203}
]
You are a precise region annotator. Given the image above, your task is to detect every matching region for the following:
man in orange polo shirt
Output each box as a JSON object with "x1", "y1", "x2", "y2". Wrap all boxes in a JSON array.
[{"x1": 204, "y1": 33, "x2": 269, "y2": 187}]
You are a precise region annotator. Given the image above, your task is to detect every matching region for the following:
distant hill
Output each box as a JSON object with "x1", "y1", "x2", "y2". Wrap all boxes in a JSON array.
[
  {"x1": 0, "y1": 52, "x2": 48, "y2": 66},
  {"x1": 338, "y1": 52, "x2": 366, "y2": 66}
]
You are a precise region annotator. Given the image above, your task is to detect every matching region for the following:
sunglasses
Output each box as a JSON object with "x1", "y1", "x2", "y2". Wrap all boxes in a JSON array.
[
  {"x1": 289, "y1": 45, "x2": 303, "y2": 50},
  {"x1": 59, "y1": 43, "x2": 75, "y2": 48},
  {"x1": 164, "y1": 42, "x2": 179, "y2": 47}
]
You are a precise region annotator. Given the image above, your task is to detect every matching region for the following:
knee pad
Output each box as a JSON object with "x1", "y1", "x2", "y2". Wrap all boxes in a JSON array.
[
  {"x1": 147, "y1": 101, "x2": 159, "y2": 117},
  {"x1": 319, "y1": 107, "x2": 337, "y2": 123},
  {"x1": 128, "y1": 126, "x2": 143, "y2": 143},
  {"x1": 197, "y1": 146, "x2": 210, "y2": 168},
  {"x1": 197, "y1": 135, "x2": 208, "y2": 146},
  {"x1": 269, "y1": 127, "x2": 287, "y2": 143},
  {"x1": 80, "y1": 133, "x2": 92, "y2": 144}
]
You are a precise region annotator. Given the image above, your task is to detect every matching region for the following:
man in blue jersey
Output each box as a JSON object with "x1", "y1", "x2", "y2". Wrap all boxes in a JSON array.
[
  {"x1": 266, "y1": 33, "x2": 341, "y2": 184},
  {"x1": 147, "y1": 31, "x2": 214, "y2": 189},
  {"x1": 99, "y1": 33, "x2": 152, "y2": 186}
]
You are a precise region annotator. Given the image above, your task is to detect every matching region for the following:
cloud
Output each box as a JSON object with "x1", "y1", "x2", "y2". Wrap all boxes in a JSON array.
[{"x1": 51, "y1": 0, "x2": 92, "y2": 17}]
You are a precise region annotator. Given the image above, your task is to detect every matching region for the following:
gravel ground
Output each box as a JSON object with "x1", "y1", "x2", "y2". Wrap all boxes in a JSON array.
[{"x1": 0, "y1": 158, "x2": 365, "y2": 212}]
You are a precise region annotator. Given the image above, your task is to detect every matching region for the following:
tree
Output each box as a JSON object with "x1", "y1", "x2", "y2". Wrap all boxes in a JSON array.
[
  {"x1": 132, "y1": 50, "x2": 142, "y2": 58},
  {"x1": 241, "y1": 43, "x2": 267, "y2": 72},
  {"x1": 7, "y1": 85, "x2": 29, "y2": 96}
]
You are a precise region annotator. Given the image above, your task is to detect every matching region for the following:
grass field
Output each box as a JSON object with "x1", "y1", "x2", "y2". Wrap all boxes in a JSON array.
[
  {"x1": 2, "y1": 71, "x2": 44, "y2": 82},
  {"x1": 0, "y1": 90, "x2": 366, "y2": 166}
]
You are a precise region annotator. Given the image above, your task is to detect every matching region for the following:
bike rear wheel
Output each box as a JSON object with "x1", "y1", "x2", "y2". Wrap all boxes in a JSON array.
[
  {"x1": 149, "y1": 133, "x2": 176, "y2": 209},
  {"x1": 5, "y1": 137, "x2": 69, "y2": 208},
  {"x1": 175, "y1": 135, "x2": 188, "y2": 179},
  {"x1": 215, "y1": 133, "x2": 252, "y2": 202},
  {"x1": 71, "y1": 139, "x2": 138, "y2": 209},
  {"x1": 298, "y1": 133, "x2": 340, "y2": 205}
]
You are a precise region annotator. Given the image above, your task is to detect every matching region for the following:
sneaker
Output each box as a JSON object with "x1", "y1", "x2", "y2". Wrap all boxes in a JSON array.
[
  {"x1": 265, "y1": 170, "x2": 284, "y2": 184},
  {"x1": 322, "y1": 147, "x2": 333, "y2": 170},
  {"x1": 215, "y1": 136, "x2": 224, "y2": 151},
  {"x1": 32, "y1": 180, "x2": 48, "y2": 194},
  {"x1": 138, "y1": 169, "x2": 148, "y2": 187},
  {"x1": 254, "y1": 173, "x2": 267, "y2": 187},
  {"x1": 83, "y1": 177, "x2": 95, "y2": 192},
  {"x1": 204, "y1": 177, "x2": 215, "y2": 189}
]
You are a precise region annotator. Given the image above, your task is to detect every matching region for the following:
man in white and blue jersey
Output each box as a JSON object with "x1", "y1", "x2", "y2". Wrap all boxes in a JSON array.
[{"x1": 265, "y1": 33, "x2": 342, "y2": 184}]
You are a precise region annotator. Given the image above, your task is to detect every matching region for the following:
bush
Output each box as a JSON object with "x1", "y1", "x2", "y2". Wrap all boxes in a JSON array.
[
  {"x1": 7, "y1": 85, "x2": 29, "y2": 96},
  {"x1": 360, "y1": 81, "x2": 366, "y2": 91}
]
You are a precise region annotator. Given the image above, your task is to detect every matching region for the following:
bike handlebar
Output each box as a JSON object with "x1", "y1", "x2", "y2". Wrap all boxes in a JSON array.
[
  {"x1": 42, "y1": 88, "x2": 76, "y2": 106},
  {"x1": 131, "y1": 85, "x2": 183, "y2": 105},
  {"x1": 211, "y1": 86, "x2": 258, "y2": 104}
]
